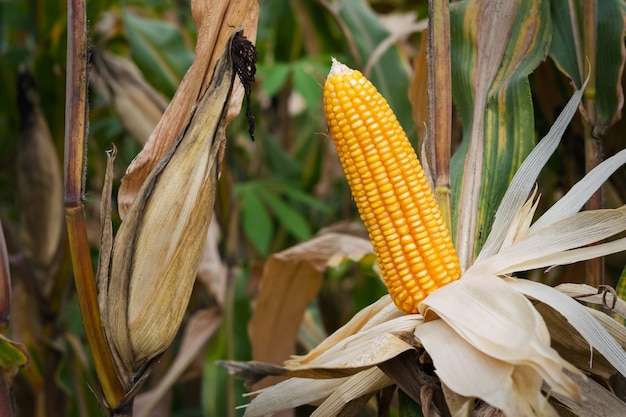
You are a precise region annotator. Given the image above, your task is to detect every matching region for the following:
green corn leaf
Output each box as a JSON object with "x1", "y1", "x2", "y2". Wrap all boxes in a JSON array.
[
  {"x1": 257, "y1": 188, "x2": 312, "y2": 242},
  {"x1": 594, "y1": 0, "x2": 625, "y2": 130},
  {"x1": 259, "y1": 57, "x2": 331, "y2": 111},
  {"x1": 0, "y1": 335, "x2": 27, "y2": 371},
  {"x1": 123, "y1": 10, "x2": 194, "y2": 97},
  {"x1": 549, "y1": 0, "x2": 625, "y2": 133},
  {"x1": 449, "y1": 0, "x2": 551, "y2": 262},
  {"x1": 240, "y1": 187, "x2": 273, "y2": 257},
  {"x1": 329, "y1": 0, "x2": 416, "y2": 141},
  {"x1": 292, "y1": 60, "x2": 324, "y2": 112},
  {"x1": 202, "y1": 327, "x2": 229, "y2": 416},
  {"x1": 549, "y1": 0, "x2": 583, "y2": 87},
  {"x1": 263, "y1": 134, "x2": 303, "y2": 179},
  {"x1": 263, "y1": 179, "x2": 333, "y2": 215},
  {"x1": 398, "y1": 389, "x2": 426, "y2": 417},
  {"x1": 259, "y1": 62, "x2": 291, "y2": 97}
]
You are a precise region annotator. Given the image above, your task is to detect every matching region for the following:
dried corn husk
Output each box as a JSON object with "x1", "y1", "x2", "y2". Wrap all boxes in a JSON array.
[
  {"x1": 96, "y1": 30, "x2": 244, "y2": 394},
  {"x1": 0, "y1": 220, "x2": 9, "y2": 323},
  {"x1": 91, "y1": 52, "x2": 168, "y2": 145},
  {"x1": 16, "y1": 70, "x2": 65, "y2": 299},
  {"x1": 117, "y1": 0, "x2": 259, "y2": 218}
]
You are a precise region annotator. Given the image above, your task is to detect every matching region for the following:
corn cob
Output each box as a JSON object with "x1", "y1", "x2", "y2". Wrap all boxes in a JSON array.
[{"x1": 323, "y1": 59, "x2": 461, "y2": 314}]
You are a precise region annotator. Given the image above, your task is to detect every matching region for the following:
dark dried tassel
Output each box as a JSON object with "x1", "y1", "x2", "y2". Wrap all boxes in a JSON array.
[{"x1": 231, "y1": 32, "x2": 258, "y2": 141}]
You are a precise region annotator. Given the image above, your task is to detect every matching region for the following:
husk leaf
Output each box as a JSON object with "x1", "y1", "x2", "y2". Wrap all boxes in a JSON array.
[
  {"x1": 419, "y1": 273, "x2": 582, "y2": 400},
  {"x1": 16, "y1": 70, "x2": 65, "y2": 299},
  {"x1": 249, "y1": 232, "x2": 374, "y2": 370},
  {"x1": 283, "y1": 295, "x2": 402, "y2": 368},
  {"x1": 310, "y1": 367, "x2": 391, "y2": 417},
  {"x1": 414, "y1": 319, "x2": 557, "y2": 417},
  {"x1": 91, "y1": 52, "x2": 168, "y2": 145},
  {"x1": 507, "y1": 278, "x2": 626, "y2": 378},
  {"x1": 545, "y1": 371, "x2": 626, "y2": 417},
  {"x1": 117, "y1": 0, "x2": 259, "y2": 218},
  {"x1": 243, "y1": 377, "x2": 346, "y2": 417},
  {"x1": 533, "y1": 301, "x2": 617, "y2": 379},
  {"x1": 475, "y1": 206, "x2": 626, "y2": 275},
  {"x1": 101, "y1": 30, "x2": 241, "y2": 388}
]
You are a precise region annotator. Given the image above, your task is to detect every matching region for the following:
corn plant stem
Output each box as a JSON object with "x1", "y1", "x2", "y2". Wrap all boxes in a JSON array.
[
  {"x1": 584, "y1": 123, "x2": 604, "y2": 287},
  {"x1": 0, "y1": 222, "x2": 15, "y2": 417},
  {"x1": 0, "y1": 219, "x2": 10, "y2": 327},
  {"x1": 0, "y1": 373, "x2": 13, "y2": 417},
  {"x1": 223, "y1": 178, "x2": 240, "y2": 417},
  {"x1": 224, "y1": 266, "x2": 236, "y2": 417},
  {"x1": 65, "y1": 209, "x2": 126, "y2": 409},
  {"x1": 42, "y1": 346, "x2": 65, "y2": 417},
  {"x1": 582, "y1": 0, "x2": 604, "y2": 287},
  {"x1": 63, "y1": 0, "x2": 126, "y2": 410},
  {"x1": 427, "y1": 0, "x2": 453, "y2": 232}
]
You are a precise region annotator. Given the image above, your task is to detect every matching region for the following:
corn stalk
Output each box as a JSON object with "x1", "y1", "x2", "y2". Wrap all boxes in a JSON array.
[{"x1": 63, "y1": 0, "x2": 127, "y2": 413}]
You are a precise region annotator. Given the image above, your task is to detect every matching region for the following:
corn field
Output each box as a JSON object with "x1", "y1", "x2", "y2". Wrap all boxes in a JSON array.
[{"x1": 1, "y1": 0, "x2": 626, "y2": 416}]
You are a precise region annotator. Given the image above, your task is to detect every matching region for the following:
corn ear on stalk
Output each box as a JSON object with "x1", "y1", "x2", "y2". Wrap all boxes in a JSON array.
[
  {"x1": 95, "y1": 31, "x2": 255, "y2": 400},
  {"x1": 323, "y1": 59, "x2": 461, "y2": 314}
]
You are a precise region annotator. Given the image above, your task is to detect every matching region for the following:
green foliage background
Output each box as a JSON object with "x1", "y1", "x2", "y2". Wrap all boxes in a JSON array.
[{"x1": 1, "y1": 0, "x2": 625, "y2": 416}]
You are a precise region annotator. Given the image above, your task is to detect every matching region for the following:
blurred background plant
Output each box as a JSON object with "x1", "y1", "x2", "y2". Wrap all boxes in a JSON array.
[{"x1": 0, "y1": 0, "x2": 625, "y2": 416}]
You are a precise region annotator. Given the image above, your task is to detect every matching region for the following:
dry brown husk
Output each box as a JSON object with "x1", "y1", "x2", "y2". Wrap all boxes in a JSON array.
[
  {"x1": 91, "y1": 52, "x2": 168, "y2": 145},
  {"x1": 249, "y1": 232, "x2": 375, "y2": 374},
  {"x1": 117, "y1": 0, "x2": 259, "y2": 218},
  {"x1": 96, "y1": 30, "x2": 245, "y2": 393},
  {"x1": 16, "y1": 69, "x2": 65, "y2": 300}
]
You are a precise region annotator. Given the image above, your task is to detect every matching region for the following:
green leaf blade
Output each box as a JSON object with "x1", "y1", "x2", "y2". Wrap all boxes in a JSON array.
[
  {"x1": 594, "y1": 0, "x2": 625, "y2": 130},
  {"x1": 257, "y1": 188, "x2": 312, "y2": 242},
  {"x1": 239, "y1": 187, "x2": 273, "y2": 257},
  {"x1": 450, "y1": 0, "x2": 551, "y2": 255},
  {"x1": 332, "y1": 0, "x2": 416, "y2": 141},
  {"x1": 123, "y1": 10, "x2": 194, "y2": 97}
]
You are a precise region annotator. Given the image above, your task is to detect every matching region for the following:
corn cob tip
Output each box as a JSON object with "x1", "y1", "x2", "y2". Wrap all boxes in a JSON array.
[{"x1": 329, "y1": 58, "x2": 352, "y2": 78}]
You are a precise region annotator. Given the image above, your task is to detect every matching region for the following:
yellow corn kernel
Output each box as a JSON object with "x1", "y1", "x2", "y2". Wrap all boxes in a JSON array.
[{"x1": 323, "y1": 59, "x2": 461, "y2": 314}]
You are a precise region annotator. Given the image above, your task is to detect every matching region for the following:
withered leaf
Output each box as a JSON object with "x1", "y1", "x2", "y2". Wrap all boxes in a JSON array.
[
  {"x1": 96, "y1": 146, "x2": 116, "y2": 340},
  {"x1": 218, "y1": 360, "x2": 288, "y2": 388},
  {"x1": 248, "y1": 232, "x2": 374, "y2": 377},
  {"x1": 533, "y1": 300, "x2": 617, "y2": 380}
]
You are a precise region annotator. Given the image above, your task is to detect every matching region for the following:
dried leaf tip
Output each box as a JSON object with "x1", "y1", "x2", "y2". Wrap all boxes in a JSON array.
[{"x1": 328, "y1": 58, "x2": 353, "y2": 77}]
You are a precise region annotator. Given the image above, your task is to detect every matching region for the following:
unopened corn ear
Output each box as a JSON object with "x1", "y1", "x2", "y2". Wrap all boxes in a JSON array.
[
  {"x1": 323, "y1": 59, "x2": 461, "y2": 314},
  {"x1": 95, "y1": 30, "x2": 254, "y2": 401}
]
